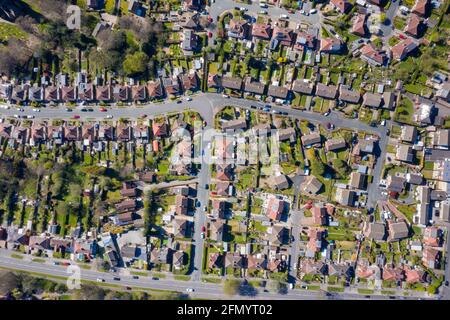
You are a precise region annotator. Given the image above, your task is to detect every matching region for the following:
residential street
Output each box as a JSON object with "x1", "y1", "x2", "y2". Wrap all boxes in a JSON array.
[{"x1": 0, "y1": 249, "x2": 431, "y2": 300}]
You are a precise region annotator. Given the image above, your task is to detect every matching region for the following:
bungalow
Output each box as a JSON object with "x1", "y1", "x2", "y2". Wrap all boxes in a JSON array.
[
  {"x1": 221, "y1": 76, "x2": 243, "y2": 91},
  {"x1": 388, "y1": 220, "x2": 409, "y2": 241},
  {"x1": 352, "y1": 14, "x2": 367, "y2": 37},
  {"x1": 300, "y1": 259, "x2": 328, "y2": 275},
  {"x1": 147, "y1": 80, "x2": 164, "y2": 99},
  {"x1": 81, "y1": 124, "x2": 96, "y2": 144},
  {"x1": 405, "y1": 14, "x2": 424, "y2": 38},
  {"x1": 360, "y1": 44, "x2": 386, "y2": 67},
  {"x1": 271, "y1": 27, "x2": 295, "y2": 48},
  {"x1": 150, "y1": 247, "x2": 172, "y2": 265},
  {"x1": 422, "y1": 247, "x2": 440, "y2": 269},
  {"x1": 301, "y1": 176, "x2": 323, "y2": 195},
  {"x1": 210, "y1": 220, "x2": 224, "y2": 242},
  {"x1": 207, "y1": 73, "x2": 221, "y2": 88},
  {"x1": 311, "y1": 206, "x2": 327, "y2": 226},
  {"x1": 335, "y1": 188, "x2": 356, "y2": 206},
  {"x1": 301, "y1": 132, "x2": 321, "y2": 146},
  {"x1": 339, "y1": 85, "x2": 361, "y2": 104},
  {"x1": 382, "y1": 265, "x2": 404, "y2": 282},
  {"x1": 400, "y1": 125, "x2": 418, "y2": 143},
  {"x1": 383, "y1": 91, "x2": 396, "y2": 110},
  {"x1": 117, "y1": 124, "x2": 133, "y2": 142},
  {"x1": 175, "y1": 195, "x2": 190, "y2": 216},
  {"x1": 396, "y1": 144, "x2": 414, "y2": 163},
  {"x1": 252, "y1": 23, "x2": 272, "y2": 40},
  {"x1": 267, "y1": 225, "x2": 287, "y2": 245},
  {"x1": 330, "y1": 0, "x2": 352, "y2": 13},
  {"x1": 11, "y1": 85, "x2": 27, "y2": 103},
  {"x1": 162, "y1": 77, "x2": 181, "y2": 96},
  {"x1": 292, "y1": 79, "x2": 315, "y2": 95},
  {"x1": 115, "y1": 199, "x2": 137, "y2": 214},
  {"x1": 391, "y1": 38, "x2": 419, "y2": 61},
  {"x1": 45, "y1": 86, "x2": 60, "y2": 102},
  {"x1": 412, "y1": 0, "x2": 429, "y2": 17},
  {"x1": 269, "y1": 174, "x2": 290, "y2": 190},
  {"x1": 64, "y1": 126, "x2": 81, "y2": 142},
  {"x1": 325, "y1": 137, "x2": 346, "y2": 152},
  {"x1": 212, "y1": 199, "x2": 227, "y2": 219},
  {"x1": 222, "y1": 118, "x2": 247, "y2": 131},
  {"x1": 96, "y1": 85, "x2": 112, "y2": 101},
  {"x1": 98, "y1": 125, "x2": 114, "y2": 141},
  {"x1": 61, "y1": 86, "x2": 76, "y2": 102},
  {"x1": 28, "y1": 86, "x2": 44, "y2": 102},
  {"x1": 266, "y1": 196, "x2": 286, "y2": 221},
  {"x1": 247, "y1": 254, "x2": 267, "y2": 270},
  {"x1": 183, "y1": 0, "x2": 201, "y2": 11},
  {"x1": 320, "y1": 38, "x2": 343, "y2": 53},
  {"x1": 208, "y1": 252, "x2": 224, "y2": 269},
  {"x1": 121, "y1": 181, "x2": 137, "y2": 198},
  {"x1": 181, "y1": 11, "x2": 200, "y2": 29},
  {"x1": 363, "y1": 222, "x2": 387, "y2": 241},
  {"x1": 404, "y1": 266, "x2": 424, "y2": 284},
  {"x1": 316, "y1": 83, "x2": 337, "y2": 99},
  {"x1": 294, "y1": 32, "x2": 316, "y2": 50},
  {"x1": 172, "y1": 218, "x2": 188, "y2": 238},
  {"x1": 244, "y1": 77, "x2": 266, "y2": 96},
  {"x1": 225, "y1": 252, "x2": 245, "y2": 269},
  {"x1": 278, "y1": 127, "x2": 296, "y2": 142},
  {"x1": 423, "y1": 226, "x2": 441, "y2": 247},
  {"x1": 182, "y1": 29, "x2": 198, "y2": 53},
  {"x1": 152, "y1": 121, "x2": 169, "y2": 138},
  {"x1": 78, "y1": 83, "x2": 95, "y2": 101},
  {"x1": 181, "y1": 73, "x2": 199, "y2": 92},
  {"x1": 267, "y1": 85, "x2": 289, "y2": 100},
  {"x1": 30, "y1": 124, "x2": 47, "y2": 145},
  {"x1": 386, "y1": 175, "x2": 406, "y2": 193},
  {"x1": 214, "y1": 181, "x2": 231, "y2": 196},
  {"x1": 138, "y1": 172, "x2": 155, "y2": 184},
  {"x1": 306, "y1": 228, "x2": 324, "y2": 257},
  {"x1": 362, "y1": 92, "x2": 383, "y2": 108},
  {"x1": 433, "y1": 129, "x2": 450, "y2": 149},
  {"x1": 131, "y1": 85, "x2": 147, "y2": 102},
  {"x1": 172, "y1": 250, "x2": 185, "y2": 270},
  {"x1": 349, "y1": 172, "x2": 367, "y2": 190},
  {"x1": 113, "y1": 85, "x2": 129, "y2": 102},
  {"x1": 227, "y1": 19, "x2": 250, "y2": 39}
]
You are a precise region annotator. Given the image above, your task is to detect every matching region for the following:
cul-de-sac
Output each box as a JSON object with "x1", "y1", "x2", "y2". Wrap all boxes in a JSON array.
[{"x1": 0, "y1": 0, "x2": 449, "y2": 301}]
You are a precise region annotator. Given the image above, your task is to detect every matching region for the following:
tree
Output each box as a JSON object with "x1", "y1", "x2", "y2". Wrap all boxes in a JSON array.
[
  {"x1": 123, "y1": 51, "x2": 149, "y2": 77},
  {"x1": 311, "y1": 159, "x2": 325, "y2": 176},
  {"x1": 332, "y1": 158, "x2": 350, "y2": 177},
  {"x1": 223, "y1": 279, "x2": 241, "y2": 296}
]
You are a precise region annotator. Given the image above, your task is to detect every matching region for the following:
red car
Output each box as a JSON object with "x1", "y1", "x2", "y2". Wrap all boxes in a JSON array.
[
  {"x1": 399, "y1": 34, "x2": 406, "y2": 39},
  {"x1": 99, "y1": 107, "x2": 107, "y2": 112},
  {"x1": 72, "y1": 115, "x2": 80, "y2": 119},
  {"x1": 201, "y1": 226, "x2": 206, "y2": 232},
  {"x1": 288, "y1": 9, "x2": 295, "y2": 14},
  {"x1": 208, "y1": 32, "x2": 212, "y2": 38}
]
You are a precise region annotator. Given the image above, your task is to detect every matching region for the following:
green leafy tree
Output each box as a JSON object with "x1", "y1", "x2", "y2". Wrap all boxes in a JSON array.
[{"x1": 123, "y1": 51, "x2": 149, "y2": 77}]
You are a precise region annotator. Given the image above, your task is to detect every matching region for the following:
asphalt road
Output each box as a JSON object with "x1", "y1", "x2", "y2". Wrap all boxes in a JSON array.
[{"x1": 209, "y1": 0, "x2": 319, "y2": 26}]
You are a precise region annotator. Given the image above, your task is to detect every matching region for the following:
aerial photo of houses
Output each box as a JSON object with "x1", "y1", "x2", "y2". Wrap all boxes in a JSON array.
[{"x1": 0, "y1": 0, "x2": 449, "y2": 303}]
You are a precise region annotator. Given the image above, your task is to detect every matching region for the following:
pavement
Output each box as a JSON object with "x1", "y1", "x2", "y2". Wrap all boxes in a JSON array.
[
  {"x1": 209, "y1": 0, "x2": 319, "y2": 26},
  {"x1": 0, "y1": 249, "x2": 431, "y2": 300}
]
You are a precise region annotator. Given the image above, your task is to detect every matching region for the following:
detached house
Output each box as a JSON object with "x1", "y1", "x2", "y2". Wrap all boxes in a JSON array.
[
  {"x1": 147, "y1": 80, "x2": 164, "y2": 100},
  {"x1": 330, "y1": 0, "x2": 352, "y2": 13},
  {"x1": 360, "y1": 44, "x2": 386, "y2": 67},
  {"x1": 352, "y1": 14, "x2": 367, "y2": 37},
  {"x1": 412, "y1": 0, "x2": 429, "y2": 17},
  {"x1": 320, "y1": 38, "x2": 343, "y2": 53},
  {"x1": 391, "y1": 38, "x2": 419, "y2": 61},
  {"x1": 227, "y1": 19, "x2": 250, "y2": 39},
  {"x1": 96, "y1": 85, "x2": 112, "y2": 101},
  {"x1": 252, "y1": 23, "x2": 272, "y2": 40},
  {"x1": 405, "y1": 14, "x2": 425, "y2": 38}
]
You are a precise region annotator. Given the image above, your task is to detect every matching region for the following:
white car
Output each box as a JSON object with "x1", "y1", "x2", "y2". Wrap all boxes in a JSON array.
[
  {"x1": 222, "y1": 94, "x2": 229, "y2": 98},
  {"x1": 310, "y1": 9, "x2": 317, "y2": 14},
  {"x1": 185, "y1": 97, "x2": 192, "y2": 101},
  {"x1": 380, "y1": 120, "x2": 386, "y2": 126},
  {"x1": 259, "y1": 10, "x2": 268, "y2": 14},
  {"x1": 27, "y1": 115, "x2": 35, "y2": 119},
  {"x1": 13, "y1": 114, "x2": 19, "y2": 118},
  {"x1": 186, "y1": 288, "x2": 194, "y2": 292},
  {"x1": 96, "y1": 278, "x2": 105, "y2": 282},
  {"x1": 207, "y1": 142, "x2": 211, "y2": 149},
  {"x1": 300, "y1": 9, "x2": 305, "y2": 14},
  {"x1": 240, "y1": 7, "x2": 247, "y2": 11},
  {"x1": 106, "y1": 115, "x2": 113, "y2": 119},
  {"x1": 32, "y1": 108, "x2": 40, "y2": 112},
  {"x1": 280, "y1": 14, "x2": 288, "y2": 19}
]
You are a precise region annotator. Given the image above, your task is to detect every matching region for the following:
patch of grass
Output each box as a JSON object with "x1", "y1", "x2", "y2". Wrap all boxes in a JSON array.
[
  {"x1": 327, "y1": 286, "x2": 344, "y2": 293},
  {"x1": 31, "y1": 258, "x2": 46, "y2": 263},
  {"x1": 358, "y1": 288, "x2": 374, "y2": 294},
  {"x1": 0, "y1": 23, "x2": 27, "y2": 42},
  {"x1": 10, "y1": 253, "x2": 24, "y2": 259},
  {"x1": 202, "y1": 277, "x2": 223, "y2": 283},
  {"x1": 174, "y1": 275, "x2": 191, "y2": 281}
]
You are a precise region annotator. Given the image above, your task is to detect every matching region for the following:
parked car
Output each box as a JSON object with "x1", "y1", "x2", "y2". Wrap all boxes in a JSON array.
[
  {"x1": 200, "y1": 232, "x2": 205, "y2": 239},
  {"x1": 132, "y1": 276, "x2": 139, "y2": 279},
  {"x1": 113, "y1": 277, "x2": 121, "y2": 281},
  {"x1": 99, "y1": 107, "x2": 107, "y2": 112},
  {"x1": 152, "y1": 277, "x2": 159, "y2": 280},
  {"x1": 186, "y1": 288, "x2": 194, "y2": 292},
  {"x1": 72, "y1": 115, "x2": 80, "y2": 119},
  {"x1": 96, "y1": 278, "x2": 105, "y2": 282},
  {"x1": 201, "y1": 226, "x2": 206, "y2": 232},
  {"x1": 106, "y1": 115, "x2": 113, "y2": 119}
]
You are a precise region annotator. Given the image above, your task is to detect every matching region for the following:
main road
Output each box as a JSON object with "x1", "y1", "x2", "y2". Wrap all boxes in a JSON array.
[{"x1": 0, "y1": 249, "x2": 428, "y2": 300}]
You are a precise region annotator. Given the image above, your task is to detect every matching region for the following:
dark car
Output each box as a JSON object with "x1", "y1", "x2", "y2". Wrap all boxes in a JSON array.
[
  {"x1": 250, "y1": 105, "x2": 257, "y2": 109},
  {"x1": 445, "y1": 281, "x2": 449, "y2": 286},
  {"x1": 152, "y1": 277, "x2": 159, "y2": 280},
  {"x1": 113, "y1": 277, "x2": 121, "y2": 281},
  {"x1": 126, "y1": 287, "x2": 132, "y2": 290},
  {"x1": 132, "y1": 275, "x2": 139, "y2": 279},
  {"x1": 177, "y1": 100, "x2": 182, "y2": 104}
]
